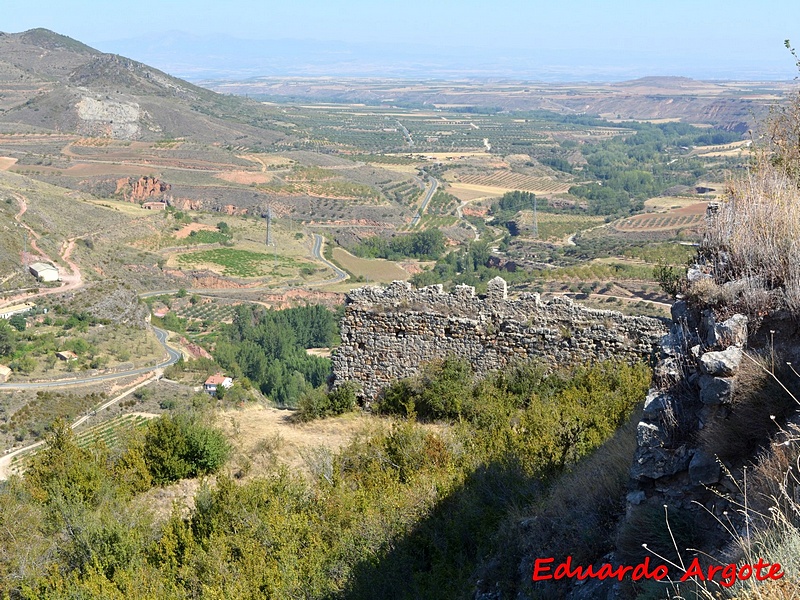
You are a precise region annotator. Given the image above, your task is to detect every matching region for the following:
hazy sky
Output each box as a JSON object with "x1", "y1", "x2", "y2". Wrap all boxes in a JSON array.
[{"x1": 5, "y1": 0, "x2": 800, "y2": 79}]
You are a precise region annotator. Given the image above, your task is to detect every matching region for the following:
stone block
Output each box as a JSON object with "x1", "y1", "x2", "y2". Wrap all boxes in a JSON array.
[
  {"x1": 637, "y1": 421, "x2": 667, "y2": 448},
  {"x1": 631, "y1": 445, "x2": 691, "y2": 480},
  {"x1": 709, "y1": 314, "x2": 748, "y2": 348},
  {"x1": 643, "y1": 389, "x2": 672, "y2": 420},
  {"x1": 699, "y1": 375, "x2": 735, "y2": 405},
  {"x1": 689, "y1": 450, "x2": 721, "y2": 485},
  {"x1": 700, "y1": 346, "x2": 742, "y2": 376}
]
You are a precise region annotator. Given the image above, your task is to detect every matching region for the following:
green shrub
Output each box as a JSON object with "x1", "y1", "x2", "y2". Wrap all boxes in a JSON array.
[
  {"x1": 328, "y1": 381, "x2": 358, "y2": 414},
  {"x1": 142, "y1": 415, "x2": 229, "y2": 484}
]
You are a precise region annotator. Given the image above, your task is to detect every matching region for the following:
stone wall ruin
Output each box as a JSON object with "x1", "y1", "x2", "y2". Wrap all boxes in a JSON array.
[{"x1": 331, "y1": 277, "x2": 667, "y2": 402}]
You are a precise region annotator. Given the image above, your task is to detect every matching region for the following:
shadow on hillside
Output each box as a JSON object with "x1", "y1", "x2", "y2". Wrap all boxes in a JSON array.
[{"x1": 335, "y1": 459, "x2": 543, "y2": 600}]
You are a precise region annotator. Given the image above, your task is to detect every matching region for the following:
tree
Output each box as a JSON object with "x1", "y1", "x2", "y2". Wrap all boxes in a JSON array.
[
  {"x1": 8, "y1": 315, "x2": 26, "y2": 332},
  {"x1": 0, "y1": 321, "x2": 15, "y2": 357}
]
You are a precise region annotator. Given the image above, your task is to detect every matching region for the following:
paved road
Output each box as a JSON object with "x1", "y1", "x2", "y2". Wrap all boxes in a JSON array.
[
  {"x1": 0, "y1": 326, "x2": 181, "y2": 390},
  {"x1": 410, "y1": 176, "x2": 438, "y2": 228},
  {"x1": 311, "y1": 233, "x2": 348, "y2": 284}
]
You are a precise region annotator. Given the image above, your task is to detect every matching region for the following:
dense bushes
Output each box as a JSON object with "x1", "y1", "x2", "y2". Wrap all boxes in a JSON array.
[
  {"x1": 296, "y1": 381, "x2": 359, "y2": 421},
  {"x1": 143, "y1": 414, "x2": 230, "y2": 484}
]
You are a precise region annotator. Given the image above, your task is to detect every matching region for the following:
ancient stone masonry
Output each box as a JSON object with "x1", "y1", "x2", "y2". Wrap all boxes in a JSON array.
[
  {"x1": 331, "y1": 277, "x2": 666, "y2": 402},
  {"x1": 626, "y1": 299, "x2": 753, "y2": 526}
]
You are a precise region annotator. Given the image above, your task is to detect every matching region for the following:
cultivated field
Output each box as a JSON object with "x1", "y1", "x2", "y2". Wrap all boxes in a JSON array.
[
  {"x1": 332, "y1": 248, "x2": 410, "y2": 282},
  {"x1": 611, "y1": 203, "x2": 707, "y2": 233},
  {"x1": 451, "y1": 171, "x2": 573, "y2": 193}
]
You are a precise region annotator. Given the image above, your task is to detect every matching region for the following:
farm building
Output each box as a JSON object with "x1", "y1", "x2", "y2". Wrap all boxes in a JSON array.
[
  {"x1": 29, "y1": 262, "x2": 60, "y2": 282},
  {"x1": 142, "y1": 201, "x2": 167, "y2": 210},
  {"x1": 0, "y1": 302, "x2": 35, "y2": 319},
  {"x1": 0, "y1": 364, "x2": 11, "y2": 382},
  {"x1": 56, "y1": 351, "x2": 78, "y2": 361},
  {"x1": 204, "y1": 373, "x2": 233, "y2": 395}
]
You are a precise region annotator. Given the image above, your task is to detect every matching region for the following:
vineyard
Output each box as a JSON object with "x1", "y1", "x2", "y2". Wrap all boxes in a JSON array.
[
  {"x1": 454, "y1": 171, "x2": 573, "y2": 193},
  {"x1": 7, "y1": 413, "x2": 154, "y2": 476},
  {"x1": 74, "y1": 413, "x2": 153, "y2": 449}
]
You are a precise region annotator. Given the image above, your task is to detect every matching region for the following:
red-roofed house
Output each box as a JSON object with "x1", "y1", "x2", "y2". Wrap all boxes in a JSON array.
[{"x1": 204, "y1": 373, "x2": 233, "y2": 395}]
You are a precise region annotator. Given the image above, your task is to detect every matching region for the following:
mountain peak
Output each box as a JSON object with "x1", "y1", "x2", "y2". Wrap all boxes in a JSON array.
[{"x1": 17, "y1": 28, "x2": 98, "y2": 54}]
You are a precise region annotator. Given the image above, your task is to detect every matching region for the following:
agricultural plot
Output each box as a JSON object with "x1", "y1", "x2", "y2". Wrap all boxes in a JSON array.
[
  {"x1": 380, "y1": 179, "x2": 423, "y2": 206},
  {"x1": 612, "y1": 204, "x2": 706, "y2": 232},
  {"x1": 332, "y1": 248, "x2": 410, "y2": 282},
  {"x1": 74, "y1": 413, "x2": 153, "y2": 449},
  {"x1": 7, "y1": 413, "x2": 154, "y2": 476},
  {"x1": 175, "y1": 301, "x2": 239, "y2": 323},
  {"x1": 175, "y1": 248, "x2": 314, "y2": 278},
  {"x1": 516, "y1": 212, "x2": 605, "y2": 241},
  {"x1": 453, "y1": 171, "x2": 573, "y2": 194}
]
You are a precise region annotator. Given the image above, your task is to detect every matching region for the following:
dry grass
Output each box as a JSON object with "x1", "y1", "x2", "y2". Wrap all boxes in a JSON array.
[
  {"x1": 215, "y1": 405, "x2": 383, "y2": 479},
  {"x1": 699, "y1": 353, "x2": 800, "y2": 462},
  {"x1": 706, "y1": 165, "x2": 800, "y2": 289}
]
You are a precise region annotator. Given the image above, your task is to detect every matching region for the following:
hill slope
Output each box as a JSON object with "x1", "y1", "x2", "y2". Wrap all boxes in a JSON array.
[{"x1": 0, "y1": 29, "x2": 289, "y2": 145}]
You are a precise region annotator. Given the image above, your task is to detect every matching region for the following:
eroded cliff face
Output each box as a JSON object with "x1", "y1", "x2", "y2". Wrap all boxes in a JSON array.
[
  {"x1": 331, "y1": 277, "x2": 666, "y2": 403},
  {"x1": 115, "y1": 176, "x2": 171, "y2": 202}
]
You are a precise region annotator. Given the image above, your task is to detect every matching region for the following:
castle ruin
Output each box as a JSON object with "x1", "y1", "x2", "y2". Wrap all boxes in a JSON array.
[{"x1": 332, "y1": 277, "x2": 667, "y2": 401}]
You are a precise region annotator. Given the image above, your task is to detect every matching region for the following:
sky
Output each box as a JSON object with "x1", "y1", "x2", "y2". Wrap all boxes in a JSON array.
[{"x1": 5, "y1": 0, "x2": 800, "y2": 80}]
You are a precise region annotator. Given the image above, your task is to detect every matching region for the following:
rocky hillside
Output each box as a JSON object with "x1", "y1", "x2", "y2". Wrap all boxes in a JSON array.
[{"x1": 0, "y1": 28, "x2": 289, "y2": 145}]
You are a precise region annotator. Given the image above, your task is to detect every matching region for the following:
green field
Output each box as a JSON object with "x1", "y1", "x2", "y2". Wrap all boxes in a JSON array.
[{"x1": 176, "y1": 247, "x2": 314, "y2": 278}]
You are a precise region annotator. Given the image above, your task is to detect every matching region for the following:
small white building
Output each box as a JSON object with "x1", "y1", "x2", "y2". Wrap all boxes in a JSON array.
[
  {"x1": 204, "y1": 373, "x2": 233, "y2": 395},
  {"x1": 29, "y1": 262, "x2": 60, "y2": 282},
  {"x1": 0, "y1": 302, "x2": 35, "y2": 320},
  {"x1": 0, "y1": 365, "x2": 11, "y2": 382}
]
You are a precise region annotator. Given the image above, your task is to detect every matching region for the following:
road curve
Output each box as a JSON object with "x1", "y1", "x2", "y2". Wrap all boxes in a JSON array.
[
  {"x1": 0, "y1": 326, "x2": 181, "y2": 390},
  {"x1": 311, "y1": 233, "x2": 348, "y2": 284}
]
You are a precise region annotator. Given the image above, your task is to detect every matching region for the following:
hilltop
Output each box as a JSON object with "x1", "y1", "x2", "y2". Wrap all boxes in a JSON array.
[{"x1": 0, "y1": 28, "x2": 288, "y2": 145}]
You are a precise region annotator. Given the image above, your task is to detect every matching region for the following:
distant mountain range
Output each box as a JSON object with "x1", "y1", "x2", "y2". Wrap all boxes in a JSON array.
[{"x1": 99, "y1": 31, "x2": 795, "y2": 82}]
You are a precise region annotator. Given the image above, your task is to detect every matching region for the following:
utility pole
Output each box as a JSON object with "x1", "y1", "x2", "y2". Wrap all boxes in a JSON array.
[
  {"x1": 265, "y1": 205, "x2": 273, "y2": 247},
  {"x1": 266, "y1": 206, "x2": 277, "y2": 270}
]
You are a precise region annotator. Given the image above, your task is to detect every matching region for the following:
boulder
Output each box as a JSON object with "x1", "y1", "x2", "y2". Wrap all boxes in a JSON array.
[
  {"x1": 643, "y1": 389, "x2": 673, "y2": 420},
  {"x1": 699, "y1": 375, "x2": 735, "y2": 405},
  {"x1": 700, "y1": 346, "x2": 743, "y2": 377},
  {"x1": 689, "y1": 450, "x2": 721, "y2": 485}
]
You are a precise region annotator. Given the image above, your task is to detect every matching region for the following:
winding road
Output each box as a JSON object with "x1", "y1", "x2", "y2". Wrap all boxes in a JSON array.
[
  {"x1": 0, "y1": 326, "x2": 181, "y2": 390},
  {"x1": 311, "y1": 233, "x2": 348, "y2": 284}
]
